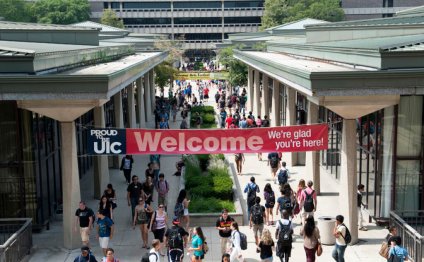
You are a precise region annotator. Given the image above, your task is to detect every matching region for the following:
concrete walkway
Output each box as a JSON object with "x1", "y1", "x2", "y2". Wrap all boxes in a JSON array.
[{"x1": 27, "y1": 82, "x2": 389, "y2": 262}]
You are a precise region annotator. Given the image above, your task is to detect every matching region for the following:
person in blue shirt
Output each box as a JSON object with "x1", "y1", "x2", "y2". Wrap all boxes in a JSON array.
[
  {"x1": 188, "y1": 226, "x2": 206, "y2": 261},
  {"x1": 244, "y1": 177, "x2": 260, "y2": 219},
  {"x1": 220, "y1": 109, "x2": 227, "y2": 128},
  {"x1": 388, "y1": 237, "x2": 409, "y2": 262},
  {"x1": 96, "y1": 210, "x2": 114, "y2": 257}
]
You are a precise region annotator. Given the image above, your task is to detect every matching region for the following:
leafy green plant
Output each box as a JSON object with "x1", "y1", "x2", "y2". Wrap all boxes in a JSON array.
[{"x1": 190, "y1": 197, "x2": 236, "y2": 213}]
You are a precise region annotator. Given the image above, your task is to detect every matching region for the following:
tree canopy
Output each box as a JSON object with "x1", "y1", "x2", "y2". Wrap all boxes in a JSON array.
[
  {"x1": 0, "y1": 0, "x2": 33, "y2": 22},
  {"x1": 100, "y1": 9, "x2": 124, "y2": 29},
  {"x1": 219, "y1": 45, "x2": 247, "y2": 87},
  {"x1": 31, "y1": 0, "x2": 91, "y2": 24},
  {"x1": 261, "y1": 0, "x2": 344, "y2": 29}
]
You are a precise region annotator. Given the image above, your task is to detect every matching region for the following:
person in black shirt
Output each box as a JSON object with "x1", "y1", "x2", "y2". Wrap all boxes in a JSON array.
[
  {"x1": 127, "y1": 175, "x2": 142, "y2": 219},
  {"x1": 258, "y1": 229, "x2": 274, "y2": 261},
  {"x1": 73, "y1": 246, "x2": 98, "y2": 262},
  {"x1": 165, "y1": 217, "x2": 189, "y2": 262},
  {"x1": 215, "y1": 208, "x2": 234, "y2": 255},
  {"x1": 75, "y1": 201, "x2": 95, "y2": 247},
  {"x1": 357, "y1": 184, "x2": 368, "y2": 231}
]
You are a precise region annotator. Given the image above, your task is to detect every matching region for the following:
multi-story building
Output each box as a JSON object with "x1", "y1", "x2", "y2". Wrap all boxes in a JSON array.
[
  {"x1": 341, "y1": 0, "x2": 424, "y2": 20},
  {"x1": 89, "y1": 0, "x2": 264, "y2": 52}
]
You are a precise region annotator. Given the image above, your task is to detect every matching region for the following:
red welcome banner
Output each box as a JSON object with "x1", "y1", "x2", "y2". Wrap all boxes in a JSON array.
[{"x1": 125, "y1": 124, "x2": 328, "y2": 155}]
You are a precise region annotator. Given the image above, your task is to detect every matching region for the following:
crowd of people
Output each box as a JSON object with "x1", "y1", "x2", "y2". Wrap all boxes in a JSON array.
[{"x1": 73, "y1": 79, "x2": 409, "y2": 262}]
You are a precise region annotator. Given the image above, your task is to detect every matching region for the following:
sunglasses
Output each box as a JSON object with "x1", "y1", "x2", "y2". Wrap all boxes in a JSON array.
[{"x1": 159, "y1": 206, "x2": 164, "y2": 208}]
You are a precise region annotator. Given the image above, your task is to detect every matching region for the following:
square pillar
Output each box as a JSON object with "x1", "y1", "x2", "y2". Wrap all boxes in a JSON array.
[
  {"x1": 144, "y1": 73, "x2": 153, "y2": 122},
  {"x1": 305, "y1": 101, "x2": 320, "y2": 194},
  {"x1": 286, "y1": 86, "x2": 298, "y2": 166},
  {"x1": 340, "y1": 119, "x2": 358, "y2": 244},
  {"x1": 136, "y1": 77, "x2": 146, "y2": 128},
  {"x1": 112, "y1": 92, "x2": 124, "y2": 168},
  {"x1": 149, "y1": 70, "x2": 155, "y2": 113},
  {"x1": 253, "y1": 70, "x2": 261, "y2": 117},
  {"x1": 60, "y1": 121, "x2": 81, "y2": 249},
  {"x1": 248, "y1": 67, "x2": 254, "y2": 112},
  {"x1": 262, "y1": 74, "x2": 270, "y2": 119},
  {"x1": 127, "y1": 83, "x2": 137, "y2": 128},
  {"x1": 271, "y1": 79, "x2": 280, "y2": 127},
  {"x1": 93, "y1": 106, "x2": 110, "y2": 199}
]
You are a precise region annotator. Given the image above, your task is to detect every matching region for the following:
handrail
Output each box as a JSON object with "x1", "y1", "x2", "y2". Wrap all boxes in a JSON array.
[{"x1": 0, "y1": 218, "x2": 32, "y2": 248}]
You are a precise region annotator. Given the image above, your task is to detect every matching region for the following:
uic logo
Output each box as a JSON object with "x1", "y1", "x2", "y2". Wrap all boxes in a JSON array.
[{"x1": 91, "y1": 129, "x2": 122, "y2": 154}]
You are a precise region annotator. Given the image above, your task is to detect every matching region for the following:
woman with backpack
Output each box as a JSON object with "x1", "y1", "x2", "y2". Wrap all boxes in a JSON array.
[
  {"x1": 188, "y1": 227, "x2": 206, "y2": 261},
  {"x1": 176, "y1": 189, "x2": 190, "y2": 230},
  {"x1": 300, "y1": 215, "x2": 321, "y2": 262},
  {"x1": 263, "y1": 183, "x2": 275, "y2": 226},
  {"x1": 230, "y1": 222, "x2": 244, "y2": 262},
  {"x1": 133, "y1": 198, "x2": 153, "y2": 249}
]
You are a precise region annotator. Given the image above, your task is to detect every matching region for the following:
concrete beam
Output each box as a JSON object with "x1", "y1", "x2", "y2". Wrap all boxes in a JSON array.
[
  {"x1": 254, "y1": 70, "x2": 261, "y2": 117},
  {"x1": 262, "y1": 74, "x2": 270, "y2": 119},
  {"x1": 61, "y1": 121, "x2": 81, "y2": 249},
  {"x1": 144, "y1": 73, "x2": 153, "y2": 122},
  {"x1": 113, "y1": 92, "x2": 124, "y2": 168},
  {"x1": 271, "y1": 78, "x2": 280, "y2": 127},
  {"x1": 286, "y1": 86, "x2": 298, "y2": 166},
  {"x1": 248, "y1": 67, "x2": 254, "y2": 112},
  {"x1": 305, "y1": 101, "x2": 320, "y2": 194},
  {"x1": 127, "y1": 83, "x2": 137, "y2": 128},
  {"x1": 136, "y1": 77, "x2": 146, "y2": 128},
  {"x1": 149, "y1": 70, "x2": 155, "y2": 113}
]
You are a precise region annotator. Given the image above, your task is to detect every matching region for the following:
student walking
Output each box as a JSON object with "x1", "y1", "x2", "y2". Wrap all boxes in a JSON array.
[
  {"x1": 98, "y1": 195, "x2": 113, "y2": 220},
  {"x1": 258, "y1": 229, "x2": 275, "y2": 262},
  {"x1": 332, "y1": 215, "x2": 348, "y2": 262},
  {"x1": 156, "y1": 173, "x2": 169, "y2": 210},
  {"x1": 268, "y1": 152, "x2": 281, "y2": 184},
  {"x1": 127, "y1": 175, "x2": 143, "y2": 220},
  {"x1": 299, "y1": 181, "x2": 317, "y2": 225},
  {"x1": 230, "y1": 222, "x2": 244, "y2": 262},
  {"x1": 120, "y1": 155, "x2": 133, "y2": 184},
  {"x1": 216, "y1": 209, "x2": 234, "y2": 255},
  {"x1": 244, "y1": 177, "x2": 260, "y2": 219},
  {"x1": 357, "y1": 184, "x2": 368, "y2": 231},
  {"x1": 250, "y1": 197, "x2": 266, "y2": 249},
  {"x1": 276, "y1": 210, "x2": 294, "y2": 262},
  {"x1": 188, "y1": 227, "x2": 206, "y2": 262},
  {"x1": 300, "y1": 215, "x2": 321, "y2": 262},
  {"x1": 103, "y1": 184, "x2": 117, "y2": 210},
  {"x1": 133, "y1": 198, "x2": 153, "y2": 249},
  {"x1": 263, "y1": 183, "x2": 275, "y2": 226},
  {"x1": 388, "y1": 237, "x2": 409, "y2": 262},
  {"x1": 149, "y1": 204, "x2": 168, "y2": 256},
  {"x1": 75, "y1": 201, "x2": 95, "y2": 247},
  {"x1": 102, "y1": 248, "x2": 120, "y2": 262},
  {"x1": 165, "y1": 217, "x2": 189, "y2": 262},
  {"x1": 96, "y1": 210, "x2": 114, "y2": 257},
  {"x1": 73, "y1": 246, "x2": 97, "y2": 262},
  {"x1": 234, "y1": 153, "x2": 245, "y2": 175}
]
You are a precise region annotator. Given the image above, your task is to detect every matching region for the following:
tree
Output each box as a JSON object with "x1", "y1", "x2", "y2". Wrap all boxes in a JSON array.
[
  {"x1": 261, "y1": 0, "x2": 344, "y2": 29},
  {"x1": 218, "y1": 45, "x2": 247, "y2": 87},
  {"x1": 31, "y1": 0, "x2": 90, "y2": 24},
  {"x1": 100, "y1": 9, "x2": 124, "y2": 29},
  {"x1": 0, "y1": 0, "x2": 34, "y2": 22}
]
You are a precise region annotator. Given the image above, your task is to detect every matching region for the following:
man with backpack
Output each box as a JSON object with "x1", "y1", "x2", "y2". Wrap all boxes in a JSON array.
[
  {"x1": 275, "y1": 210, "x2": 294, "y2": 262},
  {"x1": 332, "y1": 215, "x2": 350, "y2": 262},
  {"x1": 299, "y1": 180, "x2": 317, "y2": 225},
  {"x1": 165, "y1": 217, "x2": 189, "y2": 262},
  {"x1": 156, "y1": 173, "x2": 169, "y2": 211},
  {"x1": 141, "y1": 239, "x2": 161, "y2": 262},
  {"x1": 276, "y1": 189, "x2": 294, "y2": 219},
  {"x1": 267, "y1": 152, "x2": 281, "y2": 184},
  {"x1": 243, "y1": 177, "x2": 260, "y2": 219},
  {"x1": 250, "y1": 197, "x2": 266, "y2": 250},
  {"x1": 277, "y1": 162, "x2": 289, "y2": 190}
]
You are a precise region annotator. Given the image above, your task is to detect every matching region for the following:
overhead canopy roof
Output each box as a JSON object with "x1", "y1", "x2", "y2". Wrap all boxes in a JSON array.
[{"x1": 72, "y1": 21, "x2": 130, "y2": 38}]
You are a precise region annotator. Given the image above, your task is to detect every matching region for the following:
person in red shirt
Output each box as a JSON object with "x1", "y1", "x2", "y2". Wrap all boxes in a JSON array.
[
  {"x1": 225, "y1": 115, "x2": 233, "y2": 129},
  {"x1": 203, "y1": 87, "x2": 210, "y2": 101}
]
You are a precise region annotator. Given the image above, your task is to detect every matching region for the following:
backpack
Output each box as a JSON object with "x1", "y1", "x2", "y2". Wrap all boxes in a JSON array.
[
  {"x1": 167, "y1": 227, "x2": 184, "y2": 249},
  {"x1": 174, "y1": 202, "x2": 184, "y2": 218},
  {"x1": 237, "y1": 231, "x2": 248, "y2": 250},
  {"x1": 270, "y1": 156, "x2": 279, "y2": 168},
  {"x1": 278, "y1": 221, "x2": 293, "y2": 247},
  {"x1": 251, "y1": 205, "x2": 264, "y2": 225},
  {"x1": 202, "y1": 241, "x2": 209, "y2": 254},
  {"x1": 277, "y1": 169, "x2": 288, "y2": 185},
  {"x1": 266, "y1": 191, "x2": 275, "y2": 206},
  {"x1": 247, "y1": 185, "x2": 257, "y2": 206},
  {"x1": 141, "y1": 252, "x2": 158, "y2": 262},
  {"x1": 340, "y1": 224, "x2": 352, "y2": 244},
  {"x1": 303, "y1": 190, "x2": 315, "y2": 212},
  {"x1": 279, "y1": 197, "x2": 293, "y2": 214}
]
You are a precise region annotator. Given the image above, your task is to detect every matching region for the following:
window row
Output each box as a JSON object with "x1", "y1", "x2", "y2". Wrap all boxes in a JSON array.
[
  {"x1": 123, "y1": 16, "x2": 261, "y2": 25},
  {"x1": 104, "y1": 1, "x2": 263, "y2": 10}
]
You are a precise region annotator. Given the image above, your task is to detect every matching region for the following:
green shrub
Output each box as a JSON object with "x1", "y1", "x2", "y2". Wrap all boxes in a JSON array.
[
  {"x1": 190, "y1": 197, "x2": 235, "y2": 213},
  {"x1": 201, "y1": 122, "x2": 216, "y2": 128},
  {"x1": 202, "y1": 113, "x2": 215, "y2": 124},
  {"x1": 191, "y1": 106, "x2": 215, "y2": 114},
  {"x1": 211, "y1": 154, "x2": 225, "y2": 161},
  {"x1": 196, "y1": 154, "x2": 210, "y2": 171},
  {"x1": 212, "y1": 174, "x2": 233, "y2": 200}
]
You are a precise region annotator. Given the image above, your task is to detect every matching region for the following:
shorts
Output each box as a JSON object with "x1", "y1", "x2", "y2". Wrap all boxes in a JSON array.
[
  {"x1": 80, "y1": 227, "x2": 90, "y2": 242},
  {"x1": 252, "y1": 223, "x2": 264, "y2": 238},
  {"x1": 99, "y1": 237, "x2": 110, "y2": 248},
  {"x1": 169, "y1": 249, "x2": 184, "y2": 262},
  {"x1": 153, "y1": 227, "x2": 166, "y2": 242},
  {"x1": 204, "y1": 94, "x2": 209, "y2": 99},
  {"x1": 265, "y1": 203, "x2": 275, "y2": 209},
  {"x1": 194, "y1": 254, "x2": 205, "y2": 260},
  {"x1": 158, "y1": 195, "x2": 167, "y2": 207},
  {"x1": 184, "y1": 208, "x2": 189, "y2": 216}
]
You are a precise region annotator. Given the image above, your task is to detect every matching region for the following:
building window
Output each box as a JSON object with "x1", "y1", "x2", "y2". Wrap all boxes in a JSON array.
[
  {"x1": 123, "y1": 18, "x2": 172, "y2": 25},
  {"x1": 224, "y1": 1, "x2": 264, "y2": 8},
  {"x1": 174, "y1": 1, "x2": 221, "y2": 9},
  {"x1": 110, "y1": 2, "x2": 120, "y2": 9},
  {"x1": 224, "y1": 16, "x2": 261, "y2": 24},
  {"x1": 123, "y1": 2, "x2": 171, "y2": 9},
  {"x1": 183, "y1": 33, "x2": 223, "y2": 41},
  {"x1": 174, "y1": 17, "x2": 221, "y2": 25}
]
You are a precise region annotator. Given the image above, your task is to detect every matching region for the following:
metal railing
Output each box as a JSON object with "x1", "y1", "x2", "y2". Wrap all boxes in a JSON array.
[
  {"x1": 390, "y1": 211, "x2": 424, "y2": 262},
  {"x1": 0, "y1": 218, "x2": 32, "y2": 262}
]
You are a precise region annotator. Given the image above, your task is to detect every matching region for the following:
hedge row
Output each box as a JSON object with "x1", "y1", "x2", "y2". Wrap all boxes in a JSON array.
[{"x1": 190, "y1": 105, "x2": 216, "y2": 127}]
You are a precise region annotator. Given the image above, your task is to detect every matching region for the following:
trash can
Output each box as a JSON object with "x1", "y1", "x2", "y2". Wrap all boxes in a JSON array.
[{"x1": 318, "y1": 216, "x2": 336, "y2": 245}]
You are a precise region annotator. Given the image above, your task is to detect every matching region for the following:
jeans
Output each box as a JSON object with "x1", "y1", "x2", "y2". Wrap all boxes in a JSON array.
[
  {"x1": 332, "y1": 244, "x2": 346, "y2": 262},
  {"x1": 304, "y1": 246, "x2": 316, "y2": 262}
]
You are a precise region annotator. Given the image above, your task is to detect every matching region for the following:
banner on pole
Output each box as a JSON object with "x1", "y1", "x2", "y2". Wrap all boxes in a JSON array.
[{"x1": 87, "y1": 124, "x2": 328, "y2": 155}]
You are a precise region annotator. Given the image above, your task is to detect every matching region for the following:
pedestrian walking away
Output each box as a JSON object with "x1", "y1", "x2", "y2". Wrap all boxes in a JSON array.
[
  {"x1": 300, "y1": 215, "x2": 321, "y2": 262},
  {"x1": 244, "y1": 176, "x2": 260, "y2": 219},
  {"x1": 216, "y1": 208, "x2": 235, "y2": 255},
  {"x1": 120, "y1": 155, "x2": 133, "y2": 184},
  {"x1": 165, "y1": 217, "x2": 189, "y2": 262},
  {"x1": 268, "y1": 152, "x2": 281, "y2": 184},
  {"x1": 263, "y1": 183, "x2": 275, "y2": 226},
  {"x1": 250, "y1": 197, "x2": 266, "y2": 249},
  {"x1": 299, "y1": 181, "x2": 317, "y2": 226},
  {"x1": 275, "y1": 210, "x2": 294, "y2": 262},
  {"x1": 230, "y1": 222, "x2": 244, "y2": 262},
  {"x1": 141, "y1": 239, "x2": 161, "y2": 262},
  {"x1": 234, "y1": 152, "x2": 245, "y2": 175},
  {"x1": 75, "y1": 201, "x2": 95, "y2": 247},
  {"x1": 258, "y1": 229, "x2": 275, "y2": 262}
]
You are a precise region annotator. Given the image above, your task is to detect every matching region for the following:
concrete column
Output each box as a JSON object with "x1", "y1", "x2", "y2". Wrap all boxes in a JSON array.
[
  {"x1": 61, "y1": 121, "x2": 81, "y2": 249},
  {"x1": 93, "y1": 106, "x2": 110, "y2": 199},
  {"x1": 144, "y1": 73, "x2": 153, "y2": 122},
  {"x1": 248, "y1": 67, "x2": 254, "y2": 112},
  {"x1": 149, "y1": 70, "x2": 155, "y2": 112},
  {"x1": 305, "y1": 101, "x2": 320, "y2": 194},
  {"x1": 262, "y1": 74, "x2": 270, "y2": 118},
  {"x1": 113, "y1": 92, "x2": 124, "y2": 168},
  {"x1": 253, "y1": 70, "x2": 261, "y2": 117},
  {"x1": 340, "y1": 119, "x2": 358, "y2": 244},
  {"x1": 286, "y1": 86, "x2": 298, "y2": 166},
  {"x1": 127, "y1": 83, "x2": 137, "y2": 128},
  {"x1": 136, "y1": 77, "x2": 146, "y2": 128},
  {"x1": 271, "y1": 79, "x2": 280, "y2": 127}
]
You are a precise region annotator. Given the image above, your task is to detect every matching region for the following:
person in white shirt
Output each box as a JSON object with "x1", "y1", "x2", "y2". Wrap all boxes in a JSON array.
[
  {"x1": 332, "y1": 215, "x2": 347, "y2": 262},
  {"x1": 230, "y1": 222, "x2": 243, "y2": 262},
  {"x1": 275, "y1": 210, "x2": 294, "y2": 262},
  {"x1": 149, "y1": 239, "x2": 161, "y2": 262}
]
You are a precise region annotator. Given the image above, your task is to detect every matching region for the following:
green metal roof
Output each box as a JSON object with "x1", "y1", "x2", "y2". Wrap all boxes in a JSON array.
[
  {"x1": 0, "y1": 21, "x2": 98, "y2": 31},
  {"x1": 72, "y1": 21, "x2": 129, "y2": 34},
  {"x1": 306, "y1": 15, "x2": 424, "y2": 29},
  {"x1": 396, "y1": 5, "x2": 424, "y2": 17}
]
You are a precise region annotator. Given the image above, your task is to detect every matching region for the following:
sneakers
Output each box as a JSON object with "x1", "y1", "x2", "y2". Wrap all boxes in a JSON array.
[{"x1": 359, "y1": 227, "x2": 368, "y2": 231}]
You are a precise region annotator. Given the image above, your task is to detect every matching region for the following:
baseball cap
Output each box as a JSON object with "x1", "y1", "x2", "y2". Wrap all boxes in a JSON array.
[{"x1": 172, "y1": 216, "x2": 180, "y2": 224}]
